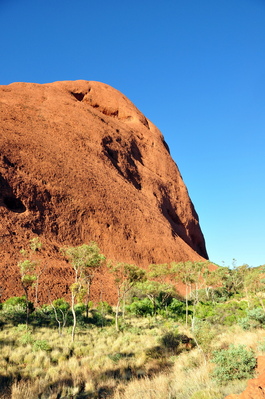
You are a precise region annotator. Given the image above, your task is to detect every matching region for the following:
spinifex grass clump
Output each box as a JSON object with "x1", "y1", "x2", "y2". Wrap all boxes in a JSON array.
[
  {"x1": 1, "y1": 315, "x2": 265, "y2": 398},
  {"x1": 0, "y1": 318, "x2": 187, "y2": 398}
]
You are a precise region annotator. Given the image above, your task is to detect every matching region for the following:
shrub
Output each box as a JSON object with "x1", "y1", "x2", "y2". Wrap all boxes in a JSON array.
[
  {"x1": 33, "y1": 340, "x2": 51, "y2": 352},
  {"x1": 96, "y1": 301, "x2": 113, "y2": 315},
  {"x1": 86, "y1": 310, "x2": 112, "y2": 326},
  {"x1": 2, "y1": 296, "x2": 34, "y2": 325},
  {"x1": 211, "y1": 345, "x2": 256, "y2": 383},
  {"x1": 159, "y1": 331, "x2": 180, "y2": 352},
  {"x1": 3, "y1": 296, "x2": 28, "y2": 310},
  {"x1": 164, "y1": 298, "x2": 186, "y2": 319},
  {"x1": 238, "y1": 307, "x2": 265, "y2": 330},
  {"x1": 206, "y1": 301, "x2": 248, "y2": 326},
  {"x1": 193, "y1": 319, "x2": 215, "y2": 355},
  {"x1": 195, "y1": 302, "x2": 216, "y2": 320},
  {"x1": 19, "y1": 332, "x2": 34, "y2": 345},
  {"x1": 258, "y1": 338, "x2": 265, "y2": 353},
  {"x1": 126, "y1": 298, "x2": 154, "y2": 317}
]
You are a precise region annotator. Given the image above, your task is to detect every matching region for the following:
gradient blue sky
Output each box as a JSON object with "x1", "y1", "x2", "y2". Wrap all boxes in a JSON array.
[{"x1": 1, "y1": 0, "x2": 264, "y2": 267}]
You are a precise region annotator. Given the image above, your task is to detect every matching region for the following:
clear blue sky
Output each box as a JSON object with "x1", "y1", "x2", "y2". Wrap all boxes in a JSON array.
[{"x1": 1, "y1": 0, "x2": 264, "y2": 267}]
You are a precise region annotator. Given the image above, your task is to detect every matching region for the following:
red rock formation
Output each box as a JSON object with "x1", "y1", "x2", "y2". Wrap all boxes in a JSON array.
[
  {"x1": 225, "y1": 357, "x2": 265, "y2": 399},
  {"x1": 0, "y1": 80, "x2": 208, "y2": 303}
]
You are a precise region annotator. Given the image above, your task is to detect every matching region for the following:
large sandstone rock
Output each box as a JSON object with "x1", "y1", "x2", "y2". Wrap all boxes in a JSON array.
[{"x1": 0, "y1": 80, "x2": 208, "y2": 303}]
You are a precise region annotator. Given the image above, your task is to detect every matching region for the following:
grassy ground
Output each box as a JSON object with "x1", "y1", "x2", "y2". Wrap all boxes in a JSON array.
[{"x1": 0, "y1": 314, "x2": 264, "y2": 399}]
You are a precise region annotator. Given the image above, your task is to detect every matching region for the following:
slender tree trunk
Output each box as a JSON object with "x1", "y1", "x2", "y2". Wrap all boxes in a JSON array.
[
  {"x1": 61, "y1": 308, "x2": 68, "y2": 335},
  {"x1": 185, "y1": 284, "x2": 188, "y2": 328},
  {"x1": 115, "y1": 297, "x2": 121, "y2": 332},
  {"x1": 22, "y1": 284, "x2": 30, "y2": 329},
  {"x1": 51, "y1": 303, "x2": 62, "y2": 336},
  {"x1": 34, "y1": 275, "x2": 39, "y2": 308},
  {"x1": 122, "y1": 295, "x2": 126, "y2": 320},
  {"x1": 85, "y1": 281, "x2": 91, "y2": 319},
  {"x1": 71, "y1": 291, "x2": 77, "y2": 342}
]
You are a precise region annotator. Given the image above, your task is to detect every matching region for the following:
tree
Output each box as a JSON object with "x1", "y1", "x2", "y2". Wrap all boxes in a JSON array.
[
  {"x1": 133, "y1": 280, "x2": 176, "y2": 316},
  {"x1": 242, "y1": 266, "x2": 265, "y2": 309},
  {"x1": 51, "y1": 298, "x2": 70, "y2": 336},
  {"x1": 17, "y1": 258, "x2": 37, "y2": 327},
  {"x1": 19, "y1": 237, "x2": 44, "y2": 307},
  {"x1": 171, "y1": 261, "x2": 209, "y2": 328},
  {"x1": 147, "y1": 263, "x2": 171, "y2": 281},
  {"x1": 108, "y1": 263, "x2": 146, "y2": 331},
  {"x1": 171, "y1": 261, "x2": 195, "y2": 328},
  {"x1": 62, "y1": 242, "x2": 105, "y2": 341}
]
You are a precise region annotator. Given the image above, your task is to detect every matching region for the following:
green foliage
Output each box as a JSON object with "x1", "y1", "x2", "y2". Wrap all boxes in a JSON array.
[
  {"x1": 109, "y1": 263, "x2": 146, "y2": 288},
  {"x1": 74, "y1": 302, "x2": 86, "y2": 315},
  {"x1": 62, "y1": 242, "x2": 105, "y2": 279},
  {"x1": 108, "y1": 262, "x2": 146, "y2": 331},
  {"x1": 126, "y1": 297, "x2": 154, "y2": 316},
  {"x1": 86, "y1": 310, "x2": 112, "y2": 326},
  {"x1": 166, "y1": 298, "x2": 186, "y2": 319},
  {"x1": 19, "y1": 332, "x2": 34, "y2": 345},
  {"x1": 238, "y1": 307, "x2": 265, "y2": 330},
  {"x1": 193, "y1": 319, "x2": 215, "y2": 355},
  {"x1": 211, "y1": 345, "x2": 256, "y2": 383},
  {"x1": 29, "y1": 237, "x2": 43, "y2": 252},
  {"x1": 2, "y1": 296, "x2": 34, "y2": 325},
  {"x1": 52, "y1": 298, "x2": 70, "y2": 312},
  {"x1": 127, "y1": 292, "x2": 185, "y2": 319},
  {"x1": 195, "y1": 302, "x2": 216, "y2": 319},
  {"x1": 190, "y1": 389, "x2": 219, "y2": 399},
  {"x1": 33, "y1": 339, "x2": 51, "y2": 351},
  {"x1": 62, "y1": 242, "x2": 105, "y2": 341},
  {"x1": 3, "y1": 296, "x2": 28, "y2": 310},
  {"x1": 196, "y1": 300, "x2": 248, "y2": 326},
  {"x1": 107, "y1": 353, "x2": 124, "y2": 363},
  {"x1": 258, "y1": 337, "x2": 265, "y2": 353},
  {"x1": 131, "y1": 280, "x2": 176, "y2": 316},
  {"x1": 96, "y1": 301, "x2": 113, "y2": 315},
  {"x1": 18, "y1": 259, "x2": 37, "y2": 275}
]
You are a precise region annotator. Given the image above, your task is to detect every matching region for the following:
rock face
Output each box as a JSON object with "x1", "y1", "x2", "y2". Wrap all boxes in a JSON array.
[{"x1": 0, "y1": 80, "x2": 208, "y2": 303}]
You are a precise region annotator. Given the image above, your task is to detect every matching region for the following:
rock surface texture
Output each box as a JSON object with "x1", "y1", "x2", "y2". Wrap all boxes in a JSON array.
[{"x1": 0, "y1": 80, "x2": 208, "y2": 303}]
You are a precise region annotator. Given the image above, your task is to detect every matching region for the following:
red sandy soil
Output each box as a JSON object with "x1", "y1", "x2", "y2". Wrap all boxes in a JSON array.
[{"x1": 0, "y1": 80, "x2": 208, "y2": 304}]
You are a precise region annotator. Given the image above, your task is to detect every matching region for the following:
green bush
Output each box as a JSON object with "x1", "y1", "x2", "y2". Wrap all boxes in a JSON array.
[
  {"x1": 96, "y1": 301, "x2": 113, "y2": 315},
  {"x1": 238, "y1": 307, "x2": 265, "y2": 330},
  {"x1": 126, "y1": 298, "x2": 154, "y2": 316},
  {"x1": 1, "y1": 296, "x2": 34, "y2": 325},
  {"x1": 165, "y1": 298, "x2": 186, "y2": 319},
  {"x1": 193, "y1": 319, "x2": 215, "y2": 355},
  {"x1": 205, "y1": 301, "x2": 248, "y2": 326},
  {"x1": 33, "y1": 339, "x2": 51, "y2": 351},
  {"x1": 258, "y1": 338, "x2": 265, "y2": 353},
  {"x1": 19, "y1": 332, "x2": 34, "y2": 345},
  {"x1": 195, "y1": 302, "x2": 216, "y2": 320},
  {"x1": 211, "y1": 345, "x2": 256, "y2": 383},
  {"x1": 3, "y1": 296, "x2": 28, "y2": 310}
]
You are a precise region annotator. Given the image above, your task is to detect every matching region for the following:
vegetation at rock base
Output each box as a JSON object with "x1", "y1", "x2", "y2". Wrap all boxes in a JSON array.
[
  {"x1": 61, "y1": 242, "x2": 105, "y2": 341},
  {"x1": 1, "y1": 242, "x2": 265, "y2": 399},
  {"x1": 211, "y1": 345, "x2": 256, "y2": 383}
]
